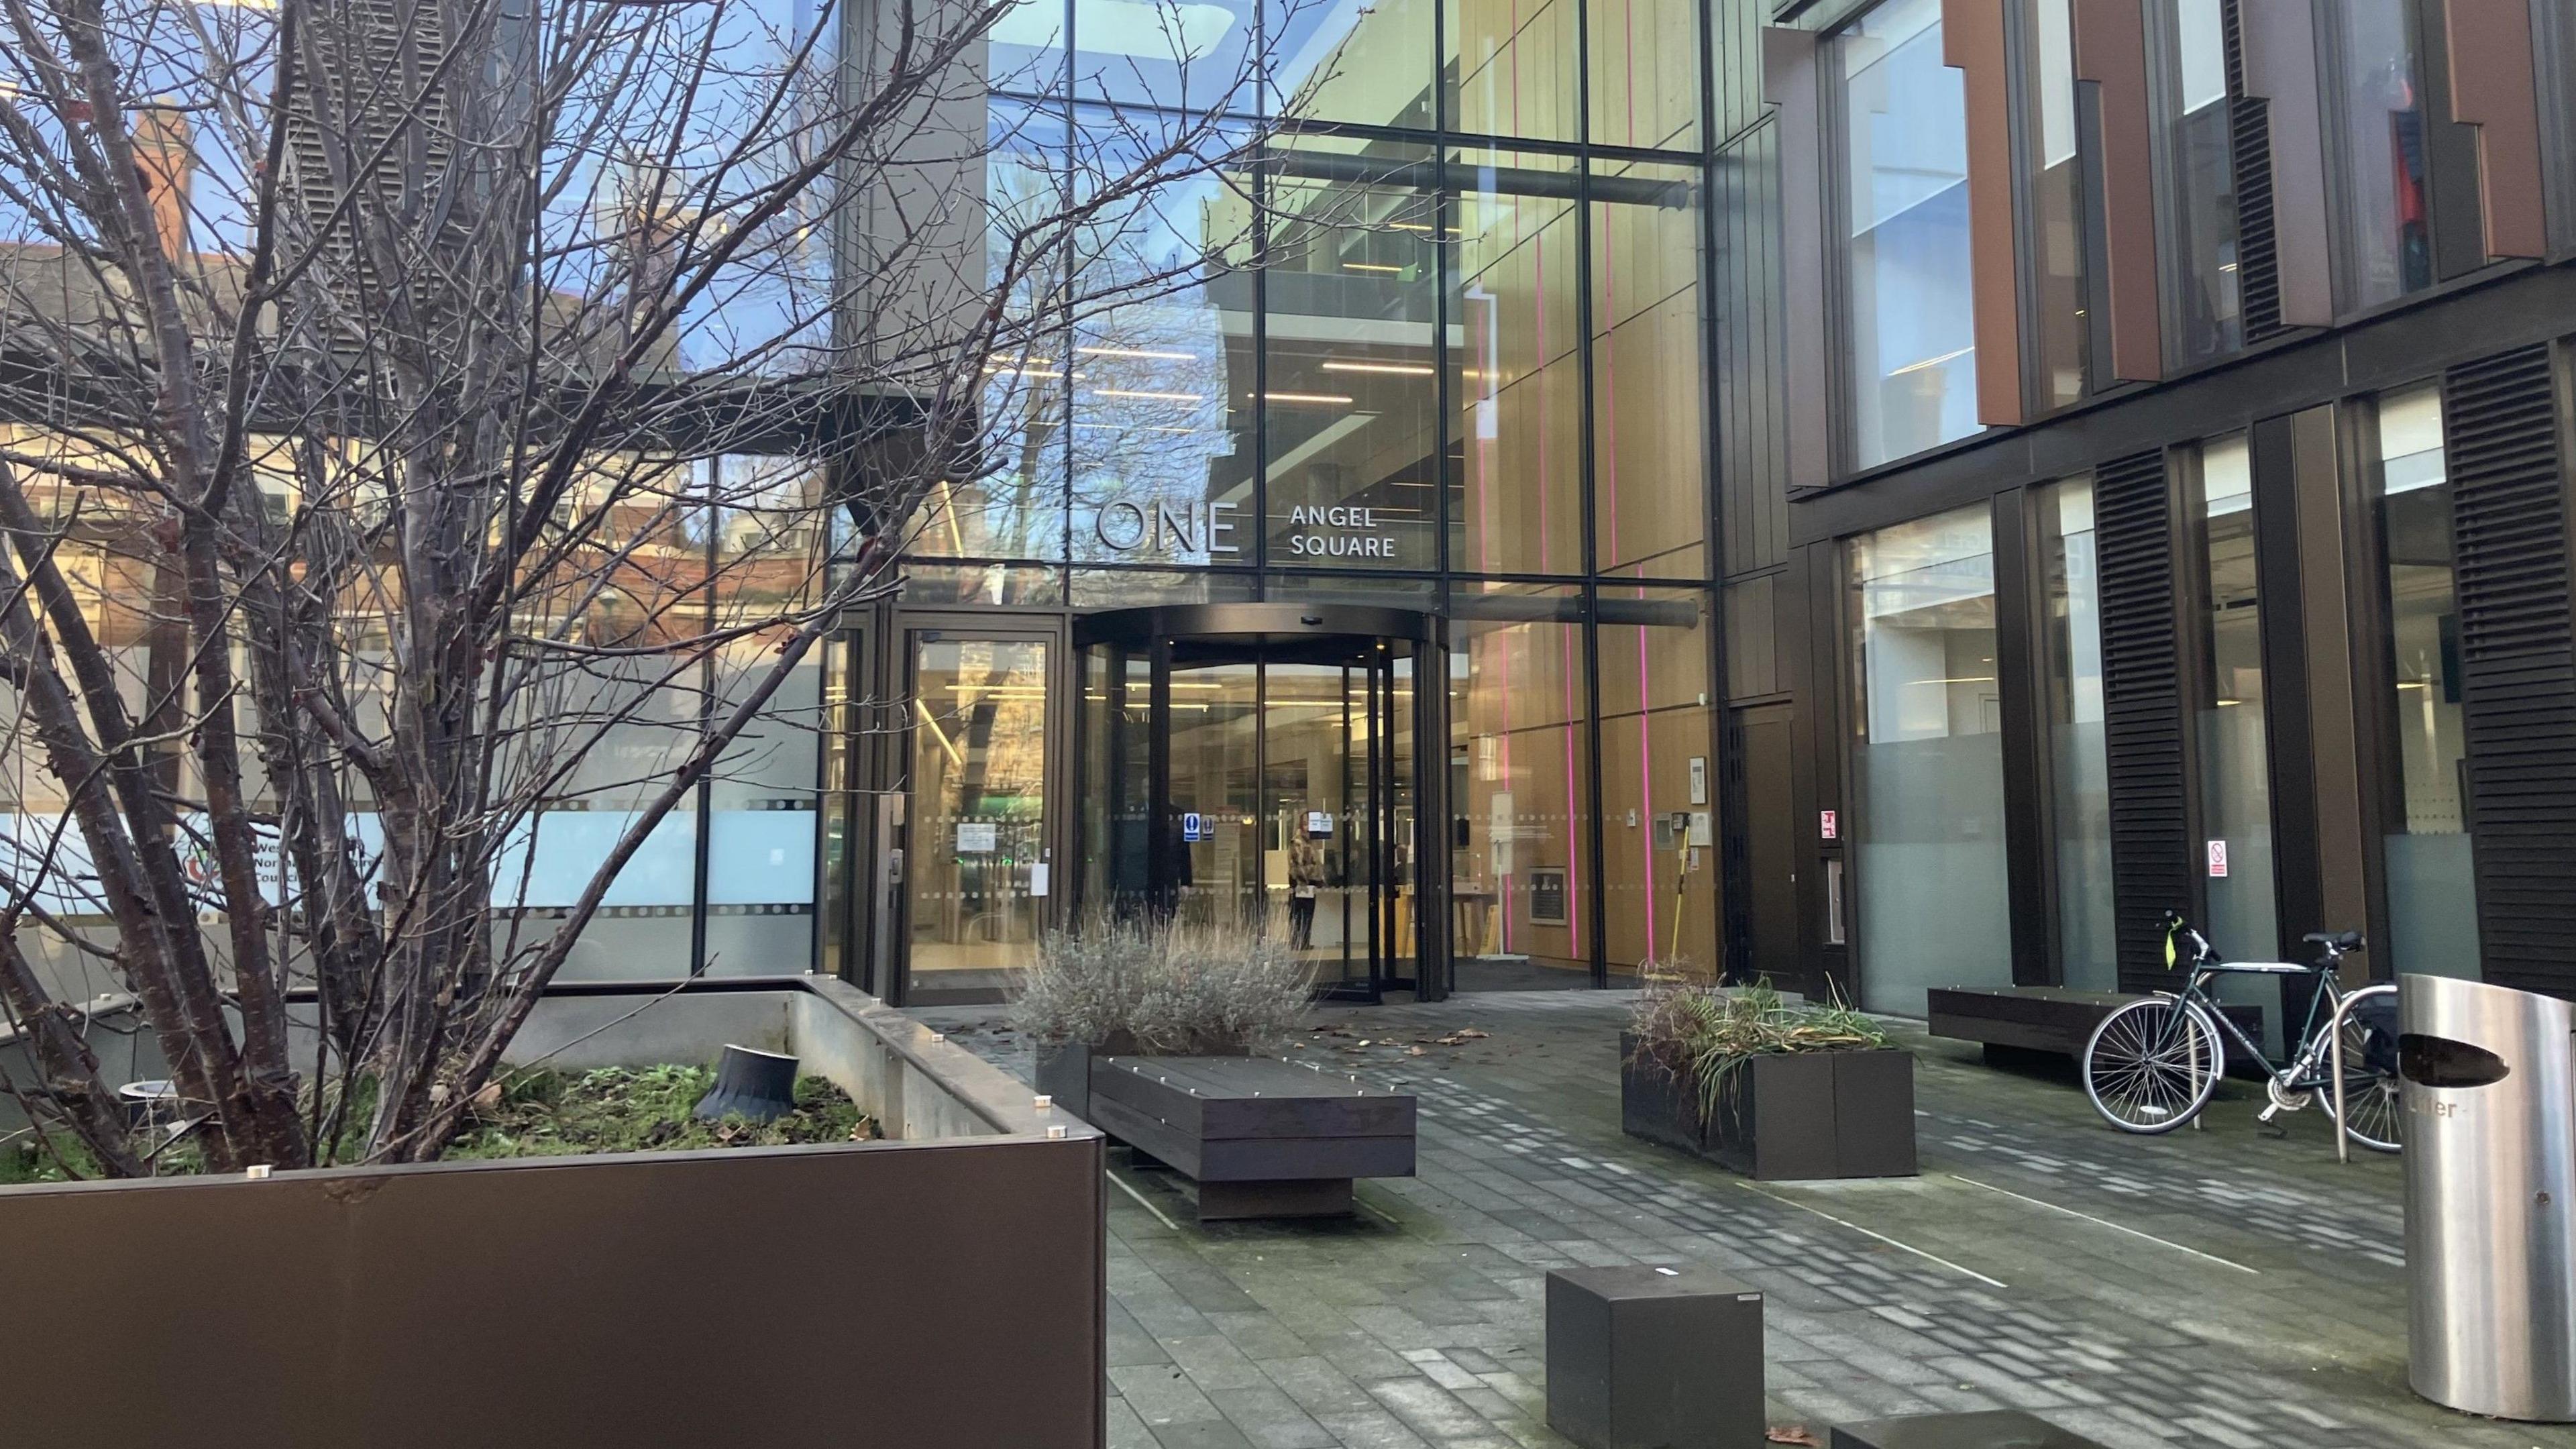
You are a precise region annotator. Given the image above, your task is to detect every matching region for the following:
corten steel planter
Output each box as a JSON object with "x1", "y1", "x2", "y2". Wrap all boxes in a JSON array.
[
  {"x1": 1620, "y1": 1031, "x2": 1918, "y2": 1181},
  {"x1": 0, "y1": 977, "x2": 1110, "y2": 1449}
]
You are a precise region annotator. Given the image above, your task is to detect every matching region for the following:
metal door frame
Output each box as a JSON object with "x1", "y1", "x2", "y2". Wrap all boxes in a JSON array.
[
  {"x1": 891, "y1": 614, "x2": 1068, "y2": 1007},
  {"x1": 1070, "y1": 604, "x2": 1450, "y2": 1002}
]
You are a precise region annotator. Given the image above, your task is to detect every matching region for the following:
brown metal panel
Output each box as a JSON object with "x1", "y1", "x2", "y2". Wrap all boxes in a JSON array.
[
  {"x1": 2445, "y1": 0, "x2": 2548, "y2": 260},
  {"x1": 2071, "y1": 0, "x2": 2163, "y2": 382},
  {"x1": 1764, "y1": 27, "x2": 1831, "y2": 491},
  {"x1": 2237, "y1": 0, "x2": 2333, "y2": 327},
  {"x1": 1943, "y1": 0, "x2": 2027, "y2": 427},
  {"x1": 2289, "y1": 406, "x2": 2371, "y2": 973},
  {"x1": 0, "y1": 1136, "x2": 1109, "y2": 1449}
]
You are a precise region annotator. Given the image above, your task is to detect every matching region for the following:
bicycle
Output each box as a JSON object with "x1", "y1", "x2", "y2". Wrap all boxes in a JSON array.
[{"x1": 2080, "y1": 913, "x2": 2403, "y2": 1152}]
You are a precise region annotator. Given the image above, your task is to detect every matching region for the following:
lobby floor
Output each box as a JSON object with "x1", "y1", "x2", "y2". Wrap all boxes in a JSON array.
[{"x1": 914, "y1": 991, "x2": 2539, "y2": 1449}]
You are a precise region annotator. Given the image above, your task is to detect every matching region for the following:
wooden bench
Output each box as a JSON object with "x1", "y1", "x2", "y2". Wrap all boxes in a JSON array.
[
  {"x1": 1927, "y1": 986, "x2": 2265, "y2": 1070},
  {"x1": 1083, "y1": 1055, "x2": 1415, "y2": 1222}
]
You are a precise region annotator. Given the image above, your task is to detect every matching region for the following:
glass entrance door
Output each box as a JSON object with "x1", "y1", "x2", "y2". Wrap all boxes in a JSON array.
[
  {"x1": 1080, "y1": 635, "x2": 1424, "y2": 1000},
  {"x1": 904, "y1": 631, "x2": 1052, "y2": 999}
]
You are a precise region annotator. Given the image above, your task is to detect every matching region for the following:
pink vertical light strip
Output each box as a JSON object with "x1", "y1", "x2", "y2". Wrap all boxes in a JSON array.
[
  {"x1": 1623, "y1": 0, "x2": 1638, "y2": 146},
  {"x1": 1561, "y1": 625, "x2": 1580, "y2": 955},
  {"x1": 1474, "y1": 294, "x2": 1498, "y2": 574},
  {"x1": 1497, "y1": 619, "x2": 1517, "y2": 957}
]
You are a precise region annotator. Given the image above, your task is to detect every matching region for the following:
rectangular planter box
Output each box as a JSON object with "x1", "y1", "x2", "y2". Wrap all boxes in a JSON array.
[
  {"x1": 1621, "y1": 1032, "x2": 1917, "y2": 1181},
  {"x1": 0, "y1": 977, "x2": 1110, "y2": 1449},
  {"x1": 1036, "y1": 1040, "x2": 1095, "y2": 1122}
]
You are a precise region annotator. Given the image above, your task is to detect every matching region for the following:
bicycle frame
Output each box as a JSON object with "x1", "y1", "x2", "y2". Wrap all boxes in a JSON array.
[{"x1": 2170, "y1": 965, "x2": 2351, "y2": 1091}]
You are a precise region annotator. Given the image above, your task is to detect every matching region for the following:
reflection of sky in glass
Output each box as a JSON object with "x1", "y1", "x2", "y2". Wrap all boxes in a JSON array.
[
  {"x1": 3, "y1": 0, "x2": 842, "y2": 380},
  {"x1": 988, "y1": 0, "x2": 1381, "y2": 119},
  {"x1": 1069, "y1": 122, "x2": 1250, "y2": 564}
]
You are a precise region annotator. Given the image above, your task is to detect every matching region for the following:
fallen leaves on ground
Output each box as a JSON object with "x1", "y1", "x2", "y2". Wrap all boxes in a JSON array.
[{"x1": 1765, "y1": 1428, "x2": 1823, "y2": 1446}]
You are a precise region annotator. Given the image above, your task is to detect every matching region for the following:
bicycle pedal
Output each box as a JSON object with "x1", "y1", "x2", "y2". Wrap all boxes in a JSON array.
[{"x1": 2256, "y1": 1104, "x2": 2280, "y2": 1124}]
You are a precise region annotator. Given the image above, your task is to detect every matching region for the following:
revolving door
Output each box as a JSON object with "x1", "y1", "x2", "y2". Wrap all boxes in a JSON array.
[{"x1": 1074, "y1": 604, "x2": 1448, "y2": 1002}]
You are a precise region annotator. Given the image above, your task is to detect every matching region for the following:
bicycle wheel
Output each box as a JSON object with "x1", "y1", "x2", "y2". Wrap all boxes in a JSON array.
[
  {"x1": 2084, "y1": 996, "x2": 2222, "y2": 1134},
  {"x1": 2318, "y1": 1012, "x2": 2404, "y2": 1154}
]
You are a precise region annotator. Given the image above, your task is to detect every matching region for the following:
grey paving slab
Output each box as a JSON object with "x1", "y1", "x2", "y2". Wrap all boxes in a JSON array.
[{"x1": 918, "y1": 992, "x2": 2542, "y2": 1449}]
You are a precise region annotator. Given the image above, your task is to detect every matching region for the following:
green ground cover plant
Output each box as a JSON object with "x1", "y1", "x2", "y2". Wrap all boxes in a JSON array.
[{"x1": 3, "y1": 1066, "x2": 871, "y2": 1184}]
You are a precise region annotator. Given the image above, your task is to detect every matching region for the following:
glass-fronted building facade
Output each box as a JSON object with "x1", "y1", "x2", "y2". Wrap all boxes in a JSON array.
[
  {"x1": 817, "y1": 0, "x2": 1723, "y2": 1001},
  {"x1": 1723, "y1": 0, "x2": 2576, "y2": 1023},
  {"x1": 20, "y1": 0, "x2": 2576, "y2": 1020}
]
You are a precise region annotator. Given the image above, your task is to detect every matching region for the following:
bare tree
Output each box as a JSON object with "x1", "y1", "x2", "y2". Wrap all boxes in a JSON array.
[{"x1": 0, "y1": 0, "x2": 1263, "y2": 1172}]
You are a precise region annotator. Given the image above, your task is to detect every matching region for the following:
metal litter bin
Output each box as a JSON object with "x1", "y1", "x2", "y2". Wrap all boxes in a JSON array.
[{"x1": 2400, "y1": 973, "x2": 2576, "y2": 1421}]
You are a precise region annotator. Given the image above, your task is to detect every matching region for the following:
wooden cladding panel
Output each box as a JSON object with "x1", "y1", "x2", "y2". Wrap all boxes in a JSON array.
[
  {"x1": 2092, "y1": 448, "x2": 2194, "y2": 990},
  {"x1": 2445, "y1": 345, "x2": 2576, "y2": 996},
  {"x1": 2071, "y1": 0, "x2": 2161, "y2": 381},
  {"x1": 1942, "y1": 0, "x2": 2025, "y2": 428},
  {"x1": 2444, "y1": 0, "x2": 2548, "y2": 261}
]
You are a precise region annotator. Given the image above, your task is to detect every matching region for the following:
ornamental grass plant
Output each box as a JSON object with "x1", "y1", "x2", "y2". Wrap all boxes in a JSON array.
[
  {"x1": 1009, "y1": 912, "x2": 1309, "y2": 1055},
  {"x1": 1627, "y1": 977, "x2": 1893, "y2": 1122}
]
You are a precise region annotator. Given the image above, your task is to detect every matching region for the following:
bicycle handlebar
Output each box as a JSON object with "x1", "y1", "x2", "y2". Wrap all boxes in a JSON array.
[{"x1": 2161, "y1": 910, "x2": 2363, "y2": 969}]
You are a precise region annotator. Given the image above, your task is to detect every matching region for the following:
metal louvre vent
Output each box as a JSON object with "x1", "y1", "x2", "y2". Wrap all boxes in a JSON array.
[
  {"x1": 2222, "y1": 0, "x2": 2282, "y2": 341},
  {"x1": 2445, "y1": 345, "x2": 2576, "y2": 996},
  {"x1": 282, "y1": 0, "x2": 458, "y2": 272},
  {"x1": 2093, "y1": 447, "x2": 2193, "y2": 990}
]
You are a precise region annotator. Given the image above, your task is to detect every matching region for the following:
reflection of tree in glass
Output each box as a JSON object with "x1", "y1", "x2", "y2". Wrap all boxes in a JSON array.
[{"x1": 0, "y1": 0, "x2": 1271, "y2": 1186}]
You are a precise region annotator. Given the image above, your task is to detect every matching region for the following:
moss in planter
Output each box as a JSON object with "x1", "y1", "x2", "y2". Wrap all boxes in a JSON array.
[{"x1": 1, "y1": 1066, "x2": 874, "y2": 1184}]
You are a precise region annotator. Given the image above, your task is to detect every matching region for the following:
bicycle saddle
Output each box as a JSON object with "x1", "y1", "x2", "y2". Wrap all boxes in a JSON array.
[{"x1": 2302, "y1": 930, "x2": 2365, "y2": 952}]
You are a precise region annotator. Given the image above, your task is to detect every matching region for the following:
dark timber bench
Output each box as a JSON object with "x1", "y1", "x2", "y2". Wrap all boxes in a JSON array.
[
  {"x1": 1926, "y1": 986, "x2": 2264, "y2": 1070},
  {"x1": 1085, "y1": 1055, "x2": 1416, "y2": 1221}
]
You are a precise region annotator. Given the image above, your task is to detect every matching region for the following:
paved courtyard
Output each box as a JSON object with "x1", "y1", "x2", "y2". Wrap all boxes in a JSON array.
[{"x1": 917, "y1": 991, "x2": 2554, "y2": 1449}]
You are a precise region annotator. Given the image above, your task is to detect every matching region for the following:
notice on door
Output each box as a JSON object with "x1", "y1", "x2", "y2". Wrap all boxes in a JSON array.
[
  {"x1": 956, "y1": 821, "x2": 998, "y2": 853},
  {"x1": 2206, "y1": 839, "x2": 2229, "y2": 877}
]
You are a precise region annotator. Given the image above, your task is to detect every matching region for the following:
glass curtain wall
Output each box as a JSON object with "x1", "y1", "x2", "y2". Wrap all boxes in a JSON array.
[
  {"x1": 1071, "y1": 112, "x2": 1258, "y2": 569},
  {"x1": 1839, "y1": 0, "x2": 1980, "y2": 468},
  {"x1": 1265, "y1": 136, "x2": 1442, "y2": 571},
  {"x1": 1593, "y1": 159, "x2": 1709, "y2": 580},
  {"x1": 1452, "y1": 585, "x2": 1592, "y2": 985},
  {"x1": 1847, "y1": 506, "x2": 2011, "y2": 1016},
  {"x1": 704, "y1": 455, "x2": 831, "y2": 974},
  {"x1": 2035, "y1": 478, "x2": 2114, "y2": 989},
  {"x1": 2020, "y1": 0, "x2": 2086, "y2": 410},
  {"x1": 2153, "y1": 0, "x2": 2240, "y2": 364},
  {"x1": 2330, "y1": 1, "x2": 2433, "y2": 309},
  {"x1": 2192, "y1": 434, "x2": 2277, "y2": 961},
  {"x1": 1450, "y1": 146, "x2": 1582, "y2": 577},
  {"x1": 2373, "y1": 386, "x2": 2479, "y2": 977},
  {"x1": 908, "y1": 0, "x2": 1713, "y2": 994},
  {"x1": 1599, "y1": 586, "x2": 1715, "y2": 976}
]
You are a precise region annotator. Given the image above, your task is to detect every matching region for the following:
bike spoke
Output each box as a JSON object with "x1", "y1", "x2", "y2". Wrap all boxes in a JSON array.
[{"x1": 2086, "y1": 1001, "x2": 2215, "y2": 1132}]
